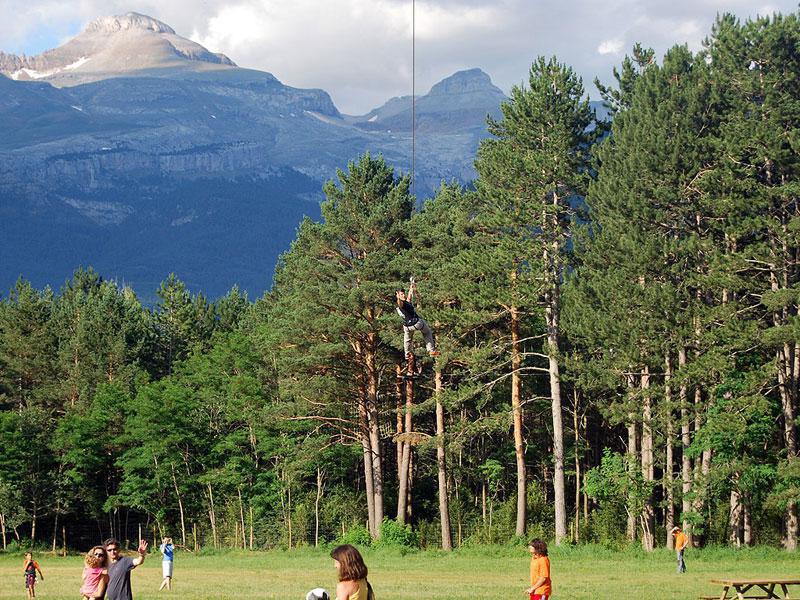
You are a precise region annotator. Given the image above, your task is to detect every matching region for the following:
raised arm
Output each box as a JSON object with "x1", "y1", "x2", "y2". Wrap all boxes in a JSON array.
[
  {"x1": 132, "y1": 539, "x2": 148, "y2": 567},
  {"x1": 407, "y1": 281, "x2": 417, "y2": 303}
]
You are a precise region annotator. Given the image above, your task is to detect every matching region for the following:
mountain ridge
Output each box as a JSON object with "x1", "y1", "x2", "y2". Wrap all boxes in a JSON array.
[
  {"x1": 0, "y1": 12, "x2": 604, "y2": 301},
  {"x1": 0, "y1": 12, "x2": 236, "y2": 86}
]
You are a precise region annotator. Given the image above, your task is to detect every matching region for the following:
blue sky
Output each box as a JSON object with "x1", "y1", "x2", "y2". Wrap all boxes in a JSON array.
[{"x1": 1, "y1": 0, "x2": 796, "y2": 114}]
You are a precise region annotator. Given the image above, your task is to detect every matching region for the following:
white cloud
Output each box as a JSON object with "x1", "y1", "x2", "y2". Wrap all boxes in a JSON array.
[
  {"x1": 597, "y1": 38, "x2": 624, "y2": 56},
  {"x1": 1, "y1": 0, "x2": 798, "y2": 113}
]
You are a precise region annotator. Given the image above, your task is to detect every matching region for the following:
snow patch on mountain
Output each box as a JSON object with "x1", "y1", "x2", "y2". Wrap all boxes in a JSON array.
[
  {"x1": 10, "y1": 57, "x2": 91, "y2": 81},
  {"x1": 64, "y1": 57, "x2": 91, "y2": 70}
]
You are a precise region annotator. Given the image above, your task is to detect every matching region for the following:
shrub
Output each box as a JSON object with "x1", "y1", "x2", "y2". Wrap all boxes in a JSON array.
[
  {"x1": 374, "y1": 518, "x2": 419, "y2": 549},
  {"x1": 335, "y1": 523, "x2": 372, "y2": 547}
]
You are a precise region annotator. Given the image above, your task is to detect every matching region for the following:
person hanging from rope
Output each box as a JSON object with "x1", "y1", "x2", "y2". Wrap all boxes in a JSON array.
[{"x1": 395, "y1": 278, "x2": 439, "y2": 360}]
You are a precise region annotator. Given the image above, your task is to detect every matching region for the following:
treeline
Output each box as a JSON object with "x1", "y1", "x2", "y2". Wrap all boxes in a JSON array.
[{"x1": 1, "y1": 11, "x2": 799, "y2": 552}]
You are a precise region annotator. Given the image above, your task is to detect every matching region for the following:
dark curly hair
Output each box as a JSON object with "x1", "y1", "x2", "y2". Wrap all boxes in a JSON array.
[{"x1": 529, "y1": 538, "x2": 548, "y2": 556}]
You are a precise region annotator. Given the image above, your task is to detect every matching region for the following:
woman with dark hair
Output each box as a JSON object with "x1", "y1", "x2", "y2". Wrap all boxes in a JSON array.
[{"x1": 330, "y1": 544, "x2": 375, "y2": 600}]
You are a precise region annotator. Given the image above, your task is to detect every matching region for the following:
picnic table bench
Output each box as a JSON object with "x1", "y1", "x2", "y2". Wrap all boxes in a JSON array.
[{"x1": 702, "y1": 579, "x2": 800, "y2": 600}]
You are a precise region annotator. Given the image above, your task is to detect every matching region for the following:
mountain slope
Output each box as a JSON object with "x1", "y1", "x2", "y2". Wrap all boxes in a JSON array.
[
  {"x1": 0, "y1": 13, "x2": 235, "y2": 86},
  {"x1": 0, "y1": 13, "x2": 561, "y2": 301}
]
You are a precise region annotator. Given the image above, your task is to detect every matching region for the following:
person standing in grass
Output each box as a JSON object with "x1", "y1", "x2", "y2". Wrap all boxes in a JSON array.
[
  {"x1": 330, "y1": 544, "x2": 375, "y2": 600},
  {"x1": 527, "y1": 538, "x2": 551, "y2": 600},
  {"x1": 23, "y1": 552, "x2": 44, "y2": 600},
  {"x1": 80, "y1": 546, "x2": 109, "y2": 599},
  {"x1": 158, "y1": 537, "x2": 175, "y2": 591},
  {"x1": 672, "y1": 526, "x2": 688, "y2": 573},
  {"x1": 105, "y1": 537, "x2": 148, "y2": 600}
]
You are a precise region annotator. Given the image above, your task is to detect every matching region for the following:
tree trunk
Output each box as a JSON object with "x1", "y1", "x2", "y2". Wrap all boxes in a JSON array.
[
  {"x1": 287, "y1": 484, "x2": 292, "y2": 549},
  {"x1": 641, "y1": 366, "x2": 655, "y2": 551},
  {"x1": 679, "y1": 347, "x2": 693, "y2": 545},
  {"x1": 357, "y1": 364, "x2": 377, "y2": 537},
  {"x1": 0, "y1": 513, "x2": 6, "y2": 550},
  {"x1": 729, "y1": 485, "x2": 742, "y2": 548},
  {"x1": 693, "y1": 387, "x2": 711, "y2": 546},
  {"x1": 171, "y1": 463, "x2": 187, "y2": 546},
  {"x1": 407, "y1": 451, "x2": 413, "y2": 521},
  {"x1": 237, "y1": 487, "x2": 247, "y2": 549},
  {"x1": 51, "y1": 505, "x2": 59, "y2": 553},
  {"x1": 777, "y1": 342, "x2": 799, "y2": 550},
  {"x1": 315, "y1": 468, "x2": 324, "y2": 548},
  {"x1": 207, "y1": 483, "x2": 218, "y2": 549},
  {"x1": 626, "y1": 374, "x2": 638, "y2": 542},
  {"x1": 510, "y1": 301, "x2": 527, "y2": 537},
  {"x1": 627, "y1": 417, "x2": 638, "y2": 542},
  {"x1": 365, "y1": 330, "x2": 384, "y2": 534},
  {"x1": 30, "y1": 506, "x2": 36, "y2": 546},
  {"x1": 397, "y1": 354, "x2": 414, "y2": 524},
  {"x1": 481, "y1": 480, "x2": 487, "y2": 523},
  {"x1": 435, "y1": 368, "x2": 453, "y2": 550},
  {"x1": 665, "y1": 352, "x2": 675, "y2": 550},
  {"x1": 396, "y1": 363, "x2": 404, "y2": 483},
  {"x1": 545, "y1": 284, "x2": 567, "y2": 544},
  {"x1": 743, "y1": 501, "x2": 752, "y2": 546},
  {"x1": 573, "y1": 391, "x2": 581, "y2": 544}
]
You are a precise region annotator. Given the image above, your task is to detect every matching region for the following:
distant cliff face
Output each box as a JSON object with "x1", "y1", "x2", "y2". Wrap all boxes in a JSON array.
[{"x1": 0, "y1": 13, "x2": 600, "y2": 301}]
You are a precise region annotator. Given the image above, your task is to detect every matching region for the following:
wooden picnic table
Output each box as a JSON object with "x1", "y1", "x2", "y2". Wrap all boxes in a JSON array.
[{"x1": 703, "y1": 579, "x2": 800, "y2": 600}]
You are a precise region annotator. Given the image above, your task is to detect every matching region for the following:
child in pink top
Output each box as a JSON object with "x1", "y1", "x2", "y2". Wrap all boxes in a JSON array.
[{"x1": 80, "y1": 546, "x2": 108, "y2": 600}]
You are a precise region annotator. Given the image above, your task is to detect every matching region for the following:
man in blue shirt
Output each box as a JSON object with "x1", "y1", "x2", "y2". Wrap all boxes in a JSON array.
[{"x1": 158, "y1": 537, "x2": 175, "y2": 591}]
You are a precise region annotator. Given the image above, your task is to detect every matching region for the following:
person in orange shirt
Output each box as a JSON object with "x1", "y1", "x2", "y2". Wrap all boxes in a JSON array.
[
  {"x1": 527, "y1": 538, "x2": 551, "y2": 600},
  {"x1": 23, "y1": 552, "x2": 44, "y2": 599},
  {"x1": 672, "y1": 526, "x2": 688, "y2": 573}
]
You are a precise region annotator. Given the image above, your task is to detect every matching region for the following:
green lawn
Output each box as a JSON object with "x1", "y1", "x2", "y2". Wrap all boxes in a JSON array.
[{"x1": 3, "y1": 546, "x2": 799, "y2": 599}]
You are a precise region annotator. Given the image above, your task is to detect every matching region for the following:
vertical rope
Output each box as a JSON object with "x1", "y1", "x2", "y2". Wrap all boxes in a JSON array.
[{"x1": 411, "y1": 0, "x2": 416, "y2": 200}]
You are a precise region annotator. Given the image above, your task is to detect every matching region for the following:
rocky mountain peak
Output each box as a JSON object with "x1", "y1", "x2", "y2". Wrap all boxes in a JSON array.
[
  {"x1": 427, "y1": 68, "x2": 501, "y2": 96},
  {"x1": 0, "y1": 12, "x2": 235, "y2": 86},
  {"x1": 84, "y1": 13, "x2": 176, "y2": 35}
]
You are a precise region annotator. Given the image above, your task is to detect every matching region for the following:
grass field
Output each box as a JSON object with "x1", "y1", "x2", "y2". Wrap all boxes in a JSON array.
[{"x1": 3, "y1": 546, "x2": 799, "y2": 599}]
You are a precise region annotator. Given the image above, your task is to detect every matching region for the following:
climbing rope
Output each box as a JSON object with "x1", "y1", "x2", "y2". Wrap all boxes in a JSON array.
[{"x1": 412, "y1": 0, "x2": 416, "y2": 200}]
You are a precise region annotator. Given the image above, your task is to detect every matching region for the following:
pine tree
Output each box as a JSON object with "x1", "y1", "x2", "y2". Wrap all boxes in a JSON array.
[
  {"x1": 704, "y1": 12, "x2": 800, "y2": 549},
  {"x1": 266, "y1": 153, "x2": 412, "y2": 537},
  {"x1": 473, "y1": 56, "x2": 597, "y2": 542},
  {"x1": 566, "y1": 42, "x2": 719, "y2": 548}
]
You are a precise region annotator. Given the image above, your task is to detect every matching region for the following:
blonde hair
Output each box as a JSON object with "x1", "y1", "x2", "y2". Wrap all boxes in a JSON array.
[{"x1": 84, "y1": 546, "x2": 107, "y2": 569}]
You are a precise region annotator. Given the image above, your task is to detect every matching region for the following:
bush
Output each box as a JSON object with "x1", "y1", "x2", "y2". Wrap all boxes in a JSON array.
[
  {"x1": 374, "y1": 518, "x2": 418, "y2": 549},
  {"x1": 335, "y1": 524, "x2": 372, "y2": 547},
  {"x1": 415, "y1": 519, "x2": 441, "y2": 549},
  {"x1": 585, "y1": 507, "x2": 627, "y2": 549}
]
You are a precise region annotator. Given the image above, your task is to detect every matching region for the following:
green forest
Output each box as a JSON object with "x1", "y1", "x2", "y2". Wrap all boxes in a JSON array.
[{"x1": 1, "y1": 11, "x2": 799, "y2": 554}]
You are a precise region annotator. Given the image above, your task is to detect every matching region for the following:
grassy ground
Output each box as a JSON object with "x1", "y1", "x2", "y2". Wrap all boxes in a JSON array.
[{"x1": 2, "y1": 545, "x2": 798, "y2": 599}]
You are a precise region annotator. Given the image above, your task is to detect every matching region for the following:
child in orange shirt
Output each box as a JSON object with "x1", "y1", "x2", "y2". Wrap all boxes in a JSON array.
[
  {"x1": 527, "y1": 538, "x2": 551, "y2": 600},
  {"x1": 23, "y1": 552, "x2": 44, "y2": 600}
]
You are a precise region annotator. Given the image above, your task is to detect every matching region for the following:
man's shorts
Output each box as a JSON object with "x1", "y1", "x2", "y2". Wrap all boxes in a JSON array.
[{"x1": 530, "y1": 594, "x2": 549, "y2": 600}]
